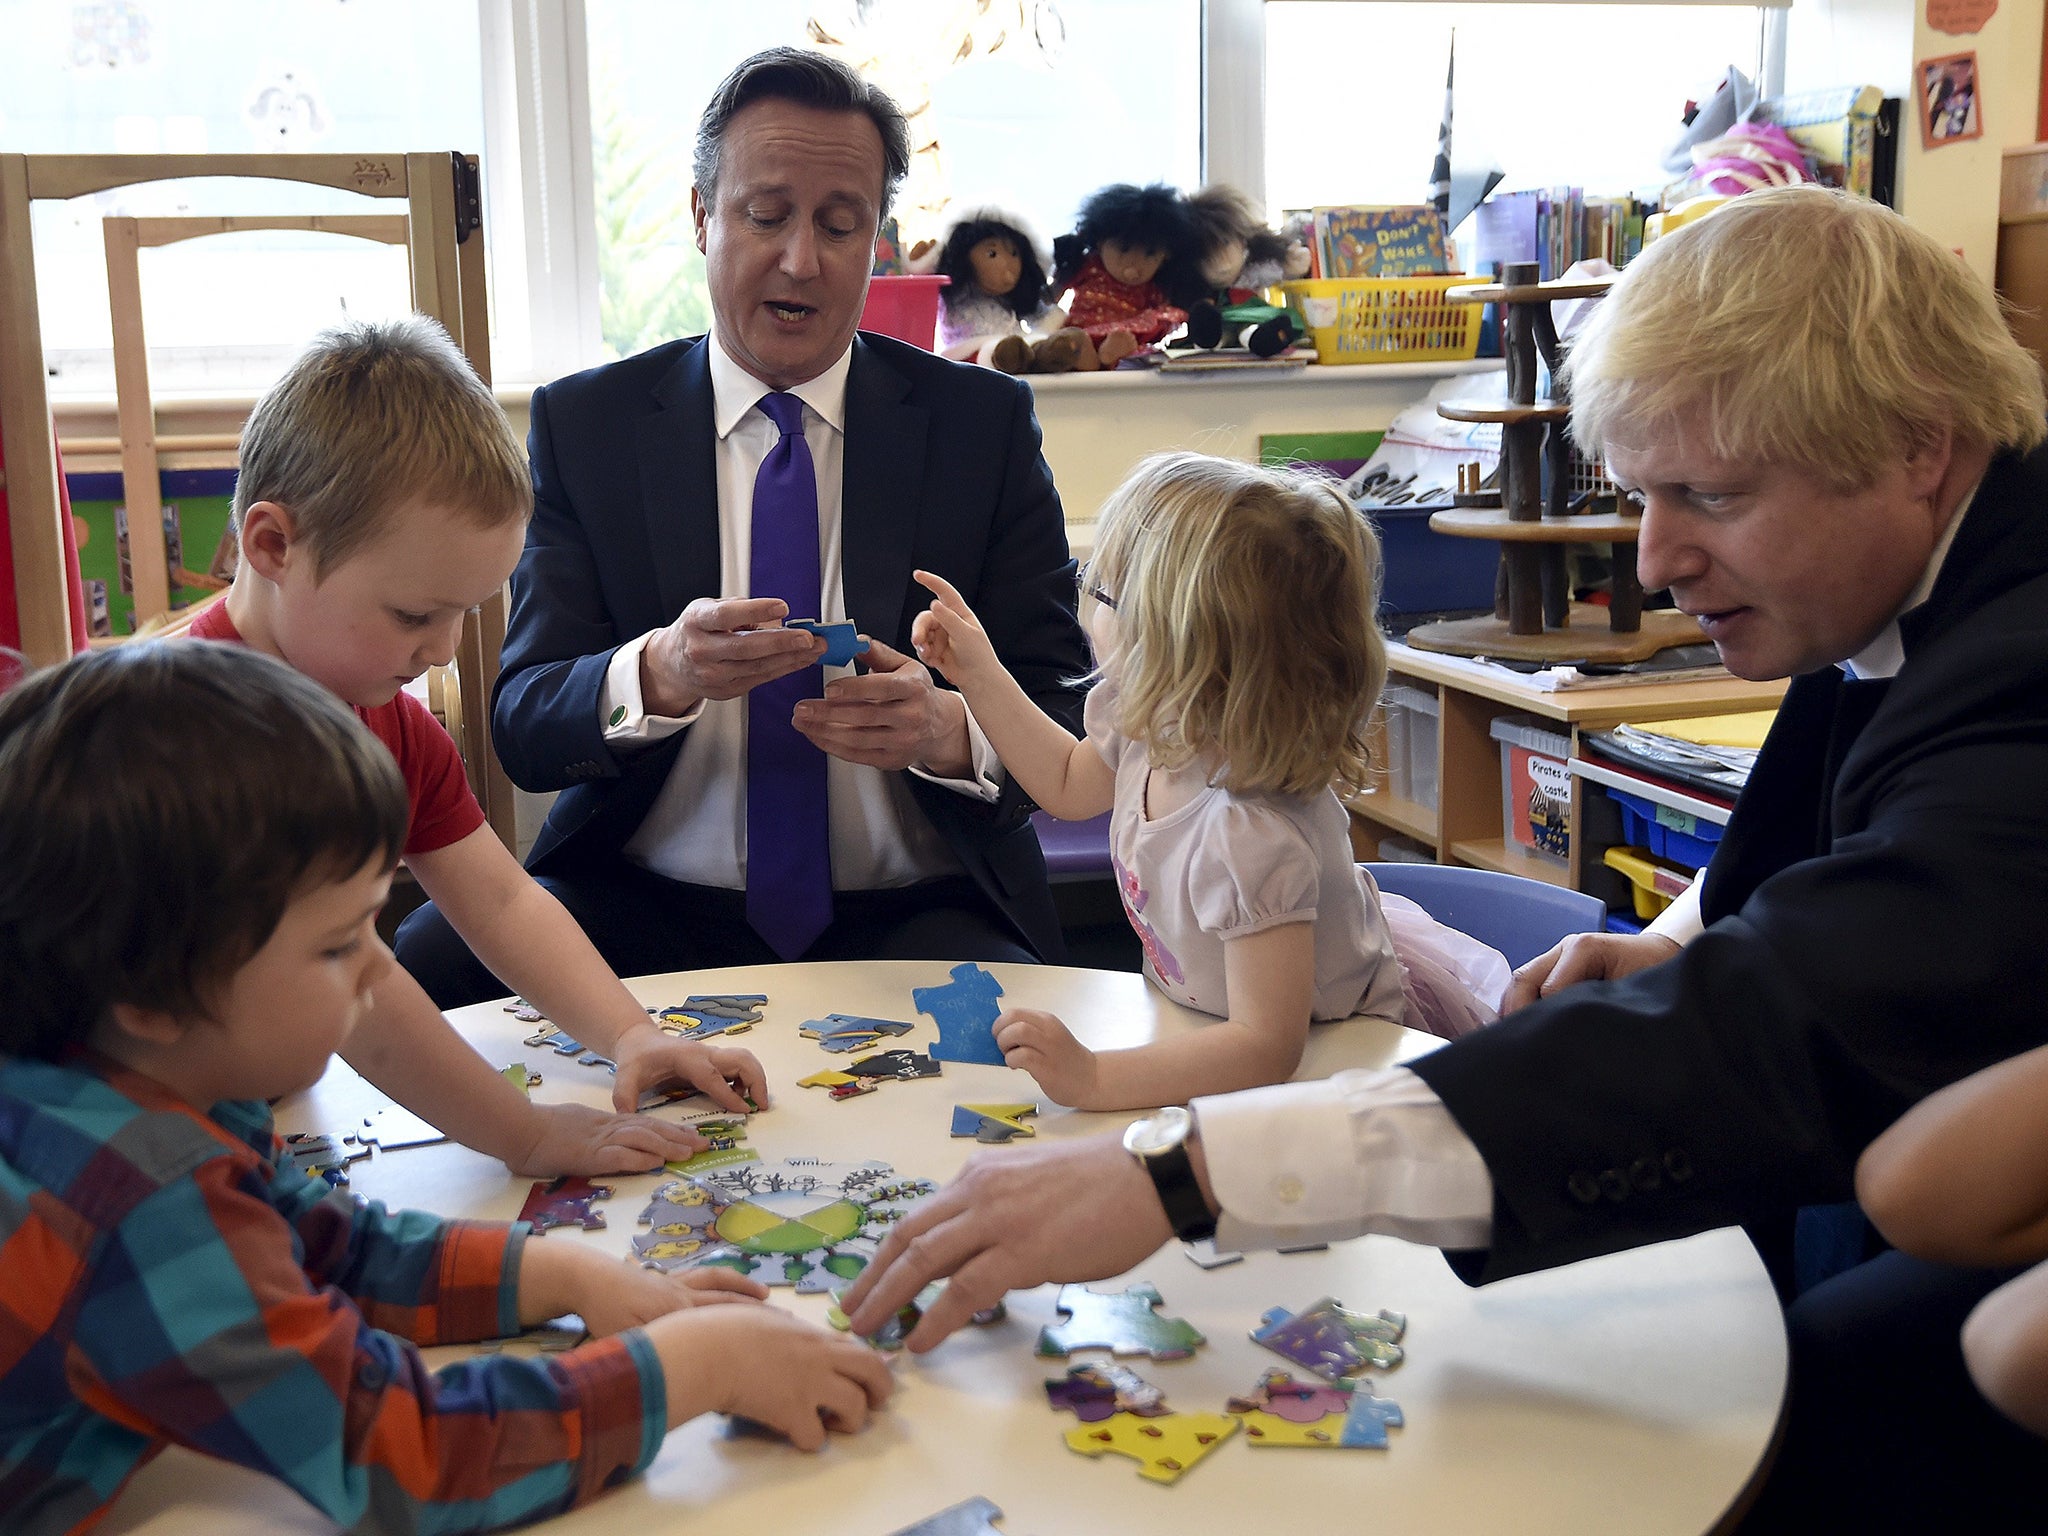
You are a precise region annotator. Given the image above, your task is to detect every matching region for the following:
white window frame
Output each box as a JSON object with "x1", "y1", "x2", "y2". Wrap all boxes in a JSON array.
[{"x1": 487, "y1": 0, "x2": 1787, "y2": 385}]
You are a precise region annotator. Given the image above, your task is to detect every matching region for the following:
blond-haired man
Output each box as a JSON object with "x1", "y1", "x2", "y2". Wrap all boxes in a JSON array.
[{"x1": 844, "y1": 187, "x2": 2048, "y2": 1528}]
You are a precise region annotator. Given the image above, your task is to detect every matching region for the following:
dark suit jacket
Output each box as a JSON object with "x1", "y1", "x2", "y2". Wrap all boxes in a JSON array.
[
  {"x1": 1411, "y1": 439, "x2": 2048, "y2": 1282},
  {"x1": 491, "y1": 331, "x2": 1091, "y2": 961}
]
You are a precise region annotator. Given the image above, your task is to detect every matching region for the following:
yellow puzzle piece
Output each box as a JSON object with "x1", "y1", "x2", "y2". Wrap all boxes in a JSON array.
[
  {"x1": 798, "y1": 1070, "x2": 859, "y2": 1090},
  {"x1": 959, "y1": 1102, "x2": 1038, "y2": 1137},
  {"x1": 1063, "y1": 1411, "x2": 1239, "y2": 1484}
]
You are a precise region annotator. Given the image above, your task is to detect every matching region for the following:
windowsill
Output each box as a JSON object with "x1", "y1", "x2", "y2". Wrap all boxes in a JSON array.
[{"x1": 1022, "y1": 357, "x2": 1502, "y2": 390}]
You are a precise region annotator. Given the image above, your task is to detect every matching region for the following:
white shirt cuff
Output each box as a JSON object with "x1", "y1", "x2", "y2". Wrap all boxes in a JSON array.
[
  {"x1": 601, "y1": 632, "x2": 702, "y2": 746},
  {"x1": 907, "y1": 695, "x2": 1003, "y2": 802},
  {"x1": 1645, "y1": 873, "x2": 1704, "y2": 946},
  {"x1": 1194, "y1": 1065, "x2": 1493, "y2": 1253}
]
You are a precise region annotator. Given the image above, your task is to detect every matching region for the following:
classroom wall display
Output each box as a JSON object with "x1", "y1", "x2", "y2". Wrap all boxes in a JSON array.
[
  {"x1": 66, "y1": 470, "x2": 236, "y2": 637},
  {"x1": 1918, "y1": 51, "x2": 1984, "y2": 147},
  {"x1": 1925, "y1": 0, "x2": 1996, "y2": 36}
]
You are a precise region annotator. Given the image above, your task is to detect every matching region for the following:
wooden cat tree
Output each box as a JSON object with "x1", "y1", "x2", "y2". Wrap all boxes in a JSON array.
[{"x1": 1402, "y1": 260, "x2": 1702, "y2": 663}]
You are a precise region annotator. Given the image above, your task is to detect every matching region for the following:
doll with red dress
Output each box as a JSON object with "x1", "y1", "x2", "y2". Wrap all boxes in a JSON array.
[{"x1": 1051, "y1": 183, "x2": 1201, "y2": 365}]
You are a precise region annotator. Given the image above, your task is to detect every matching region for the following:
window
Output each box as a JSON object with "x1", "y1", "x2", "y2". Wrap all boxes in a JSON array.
[
  {"x1": 582, "y1": 0, "x2": 1201, "y2": 361},
  {"x1": 0, "y1": 0, "x2": 485, "y2": 396},
  {"x1": 1264, "y1": 2, "x2": 1773, "y2": 245}
]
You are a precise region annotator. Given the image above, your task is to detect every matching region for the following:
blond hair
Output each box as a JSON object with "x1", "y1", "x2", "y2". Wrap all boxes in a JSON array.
[
  {"x1": 1566, "y1": 186, "x2": 2046, "y2": 487},
  {"x1": 234, "y1": 316, "x2": 530, "y2": 573},
  {"x1": 1087, "y1": 452, "x2": 1387, "y2": 798}
]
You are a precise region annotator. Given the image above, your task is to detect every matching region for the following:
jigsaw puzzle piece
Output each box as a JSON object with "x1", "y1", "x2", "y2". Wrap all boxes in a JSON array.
[
  {"x1": 352, "y1": 1103, "x2": 448, "y2": 1151},
  {"x1": 1225, "y1": 1368, "x2": 1405, "y2": 1449},
  {"x1": 888, "y1": 1495, "x2": 1011, "y2": 1536},
  {"x1": 951, "y1": 1102, "x2": 1038, "y2": 1142},
  {"x1": 499, "y1": 1062, "x2": 542, "y2": 1094},
  {"x1": 1044, "y1": 1362, "x2": 1169, "y2": 1422},
  {"x1": 913, "y1": 962, "x2": 1009, "y2": 1065},
  {"x1": 1063, "y1": 1411, "x2": 1238, "y2": 1484},
  {"x1": 524, "y1": 1025, "x2": 587, "y2": 1058},
  {"x1": 785, "y1": 617, "x2": 870, "y2": 666},
  {"x1": 1252, "y1": 1296, "x2": 1407, "y2": 1378},
  {"x1": 813, "y1": 1031, "x2": 884, "y2": 1053},
  {"x1": 518, "y1": 1175, "x2": 613, "y2": 1234},
  {"x1": 280, "y1": 1132, "x2": 371, "y2": 1187},
  {"x1": 799, "y1": 1069, "x2": 860, "y2": 1089},
  {"x1": 829, "y1": 1079, "x2": 878, "y2": 1100},
  {"x1": 1036, "y1": 1282, "x2": 1206, "y2": 1362},
  {"x1": 502, "y1": 998, "x2": 547, "y2": 1023},
  {"x1": 847, "y1": 1049, "x2": 940, "y2": 1081}
]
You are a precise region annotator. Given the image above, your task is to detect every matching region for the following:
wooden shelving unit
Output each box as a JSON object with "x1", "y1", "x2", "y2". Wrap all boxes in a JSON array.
[{"x1": 1349, "y1": 642, "x2": 1786, "y2": 896}]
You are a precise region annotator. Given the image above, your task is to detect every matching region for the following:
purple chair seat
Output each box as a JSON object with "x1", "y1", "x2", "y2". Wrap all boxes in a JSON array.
[{"x1": 1032, "y1": 809, "x2": 1112, "y2": 881}]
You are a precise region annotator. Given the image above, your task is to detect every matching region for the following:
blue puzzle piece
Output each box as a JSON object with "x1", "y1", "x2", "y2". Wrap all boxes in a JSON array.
[
  {"x1": 786, "y1": 618, "x2": 870, "y2": 666},
  {"x1": 1338, "y1": 1386, "x2": 1405, "y2": 1448},
  {"x1": 914, "y1": 962, "x2": 1007, "y2": 1066},
  {"x1": 525, "y1": 1026, "x2": 588, "y2": 1058}
]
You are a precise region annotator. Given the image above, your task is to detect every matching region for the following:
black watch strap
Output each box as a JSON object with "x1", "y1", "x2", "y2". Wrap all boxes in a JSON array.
[{"x1": 1142, "y1": 1138, "x2": 1218, "y2": 1243}]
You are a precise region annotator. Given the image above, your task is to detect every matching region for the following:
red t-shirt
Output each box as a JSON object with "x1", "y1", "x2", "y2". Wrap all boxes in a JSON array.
[{"x1": 186, "y1": 602, "x2": 487, "y2": 857}]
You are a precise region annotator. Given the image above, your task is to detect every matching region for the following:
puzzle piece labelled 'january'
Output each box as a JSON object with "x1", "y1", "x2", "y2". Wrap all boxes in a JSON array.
[
  {"x1": 519, "y1": 1175, "x2": 613, "y2": 1234},
  {"x1": 887, "y1": 1495, "x2": 1011, "y2": 1536},
  {"x1": 1063, "y1": 1411, "x2": 1238, "y2": 1484},
  {"x1": 951, "y1": 1102, "x2": 1039, "y2": 1142},
  {"x1": 1252, "y1": 1296, "x2": 1407, "y2": 1379},
  {"x1": 914, "y1": 962, "x2": 1008, "y2": 1065},
  {"x1": 1037, "y1": 1282, "x2": 1205, "y2": 1361}
]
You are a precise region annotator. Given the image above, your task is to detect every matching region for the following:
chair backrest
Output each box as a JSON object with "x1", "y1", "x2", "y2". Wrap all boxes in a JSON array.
[
  {"x1": 0, "y1": 152, "x2": 515, "y2": 849},
  {"x1": 1362, "y1": 862, "x2": 1606, "y2": 969}
]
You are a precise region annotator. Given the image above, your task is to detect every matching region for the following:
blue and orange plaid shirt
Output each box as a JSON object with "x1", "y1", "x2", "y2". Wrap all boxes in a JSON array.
[{"x1": 0, "y1": 1054, "x2": 666, "y2": 1534}]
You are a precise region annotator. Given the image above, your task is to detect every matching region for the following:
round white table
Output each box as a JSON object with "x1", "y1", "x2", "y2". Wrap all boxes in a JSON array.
[{"x1": 102, "y1": 962, "x2": 1786, "y2": 1536}]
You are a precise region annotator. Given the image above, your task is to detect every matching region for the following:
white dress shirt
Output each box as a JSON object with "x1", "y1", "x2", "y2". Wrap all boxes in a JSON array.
[
  {"x1": 596, "y1": 333, "x2": 1003, "y2": 891},
  {"x1": 1193, "y1": 483, "x2": 1980, "y2": 1249}
]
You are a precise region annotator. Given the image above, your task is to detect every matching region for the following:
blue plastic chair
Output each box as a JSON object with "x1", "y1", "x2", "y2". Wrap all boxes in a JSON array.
[{"x1": 1362, "y1": 862, "x2": 1606, "y2": 969}]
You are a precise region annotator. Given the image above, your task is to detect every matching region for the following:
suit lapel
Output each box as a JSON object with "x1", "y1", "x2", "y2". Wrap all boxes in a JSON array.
[
  {"x1": 636, "y1": 339, "x2": 722, "y2": 623},
  {"x1": 840, "y1": 339, "x2": 929, "y2": 648}
]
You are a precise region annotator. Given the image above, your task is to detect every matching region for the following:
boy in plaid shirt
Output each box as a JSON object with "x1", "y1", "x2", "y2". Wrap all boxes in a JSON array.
[{"x1": 0, "y1": 644, "x2": 891, "y2": 1533}]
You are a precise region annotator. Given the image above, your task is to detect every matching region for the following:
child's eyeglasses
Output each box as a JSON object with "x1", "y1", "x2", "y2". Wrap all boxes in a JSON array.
[{"x1": 1080, "y1": 563, "x2": 1117, "y2": 611}]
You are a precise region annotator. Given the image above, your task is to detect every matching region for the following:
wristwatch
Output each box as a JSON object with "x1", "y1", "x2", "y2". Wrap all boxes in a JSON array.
[{"x1": 1123, "y1": 1105, "x2": 1218, "y2": 1242}]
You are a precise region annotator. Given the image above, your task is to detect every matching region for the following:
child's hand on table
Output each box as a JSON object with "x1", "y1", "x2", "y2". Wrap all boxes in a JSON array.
[
  {"x1": 506, "y1": 1100, "x2": 710, "y2": 1178},
  {"x1": 578, "y1": 1262, "x2": 768, "y2": 1337},
  {"x1": 994, "y1": 1008, "x2": 1100, "y2": 1109},
  {"x1": 608, "y1": 1022, "x2": 769, "y2": 1117},
  {"x1": 650, "y1": 1305, "x2": 896, "y2": 1446},
  {"x1": 911, "y1": 570, "x2": 1002, "y2": 688}
]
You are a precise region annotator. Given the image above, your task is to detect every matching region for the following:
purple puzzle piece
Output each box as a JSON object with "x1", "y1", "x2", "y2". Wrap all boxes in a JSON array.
[
  {"x1": 518, "y1": 1175, "x2": 613, "y2": 1234},
  {"x1": 1044, "y1": 1362, "x2": 1169, "y2": 1422},
  {"x1": 914, "y1": 962, "x2": 1007, "y2": 1065},
  {"x1": 1252, "y1": 1297, "x2": 1406, "y2": 1379}
]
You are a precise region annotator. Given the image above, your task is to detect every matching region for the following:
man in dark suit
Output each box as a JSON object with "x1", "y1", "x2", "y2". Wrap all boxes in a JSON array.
[
  {"x1": 841, "y1": 186, "x2": 2048, "y2": 1528},
  {"x1": 395, "y1": 48, "x2": 1088, "y2": 1003}
]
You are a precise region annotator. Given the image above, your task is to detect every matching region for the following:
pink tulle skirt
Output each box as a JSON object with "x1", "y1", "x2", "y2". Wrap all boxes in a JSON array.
[{"x1": 1380, "y1": 892, "x2": 1511, "y2": 1041}]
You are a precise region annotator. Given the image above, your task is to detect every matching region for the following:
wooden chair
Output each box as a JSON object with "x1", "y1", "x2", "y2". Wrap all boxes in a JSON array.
[{"x1": 0, "y1": 152, "x2": 515, "y2": 848}]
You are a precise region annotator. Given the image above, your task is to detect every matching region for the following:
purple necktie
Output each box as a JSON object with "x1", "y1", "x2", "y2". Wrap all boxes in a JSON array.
[{"x1": 745, "y1": 392, "x2": 833, "y2": 959}]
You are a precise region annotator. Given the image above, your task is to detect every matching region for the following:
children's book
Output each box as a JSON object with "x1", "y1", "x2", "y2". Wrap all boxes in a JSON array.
[{"x1": 1313, "y1": 205, "x2": 1449, "y2": 278}]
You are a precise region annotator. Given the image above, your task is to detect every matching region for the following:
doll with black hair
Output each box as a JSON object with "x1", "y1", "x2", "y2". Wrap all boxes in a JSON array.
[
  {"x1": 933, "y1": 208, "x2": 1095, "y2": 374},
  {"x1": 1182, "y1": 184, "x2": 1310, "y2": 357},
  {"x1": 1051, "y1": 182, "x2": 1200, "y2": 366}
]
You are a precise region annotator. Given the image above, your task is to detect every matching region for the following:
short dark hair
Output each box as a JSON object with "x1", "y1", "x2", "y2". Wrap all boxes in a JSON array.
[
  {"x1": 693, "y1": 47, "x2": 911, "y2": 216},
  {"x1": 0, "y1": 642, "x2": 409, "y2": 1060}
]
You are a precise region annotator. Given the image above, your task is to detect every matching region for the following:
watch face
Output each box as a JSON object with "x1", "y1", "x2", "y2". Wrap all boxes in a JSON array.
[{"x1": 1124, "y1": 1105, "x2": 1192, "y2": 1157}]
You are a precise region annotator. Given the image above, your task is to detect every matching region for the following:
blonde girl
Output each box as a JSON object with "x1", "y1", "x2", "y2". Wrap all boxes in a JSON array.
[{"x1": 913, "y1": 451, "x2": 1497, "y2": 1114}]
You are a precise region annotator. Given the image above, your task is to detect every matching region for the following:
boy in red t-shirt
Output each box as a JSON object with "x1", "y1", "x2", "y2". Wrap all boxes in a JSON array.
[{"x1": 192, "y1": 317, "x2": 766, "y2": 1177}]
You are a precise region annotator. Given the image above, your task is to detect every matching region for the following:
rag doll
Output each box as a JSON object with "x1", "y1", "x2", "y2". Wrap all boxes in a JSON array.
[
  {"x1": 933, "y1": 209, "x2": 1096, "y2": 373},
  {"x1": 1051, "y1": 183, "x2": 1200, "y2": 365},
  {"x1": 1181, "y1": 184, "x2": 1310, "y2": 357}
]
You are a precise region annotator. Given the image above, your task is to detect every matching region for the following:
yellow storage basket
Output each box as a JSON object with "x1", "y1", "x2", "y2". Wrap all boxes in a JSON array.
[
  {"x1": 1602, "y1": 845, "x2": 1695, "y2": 921},
  {"x1": 1280, "y1": 276, "x2": 1483, "y2": 365}
]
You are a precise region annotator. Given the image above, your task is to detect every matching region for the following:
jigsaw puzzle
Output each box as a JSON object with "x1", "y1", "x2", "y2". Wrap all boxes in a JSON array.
[
  {"x1": 846, "y1": 1049, "x2": 941, "y2": 1081},
  {"x1": 888, "y1": 1496, "x2": 1011, "y2": 1536},
  {"x1": 1036, "y1": 1282, "x2": 1206, "y2": 1362},
  {"x1": 351, "y1": 1103, "x2": 448, "y2": 1151},
  {"x1": 524, "y1": 1024, "x2": 589, "y2": 1058},
  {"x1": 914, "y1": 962, "x2": 1008, "y2": 1065},
  {"x1": 499, "y1": 1062, "x2": 542, "y2": 1093},
  {"x1": 951, "y1": 1102, "x2": 1039, "y2": 1142},
  {"x1": 785, "y1": 617, "x2": 870, "y2": 666},
  {"x1": 801, "y1": 1013, "x2": 918, "y2": 1053},
  {"x1": 518, "y1": 1175, "x2": 613, "y2": 1234},
  {"x1": 1063, "y1": 1411, "x2": 1239, "y2": 1484},
  {"x1": 1226, "y1": 1368, "x2": 1405, "y2": 1449},
  {"x1": 825, "y1": 1282, "x2": 1006, "y2": 1349},
  {"x1": 661, "y1": 1117, "x2": 759, "y2": 1176},
  {"x1": 1252, "y1": 1297, "x2": 1406, "y2": 1379},
  {"x1": 503, "y1": 998, "x2": 547, "y2": 1023},
  {"x1": 630, "y1": 1157, "x2": 936, "y2": 1291},
  {"x1": 1044, "y1": 1361, "x2": 1170, "y2": 1421},
  {"x1": 281, "y1": 1132, "x2": 370, "y2": 1186}
]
